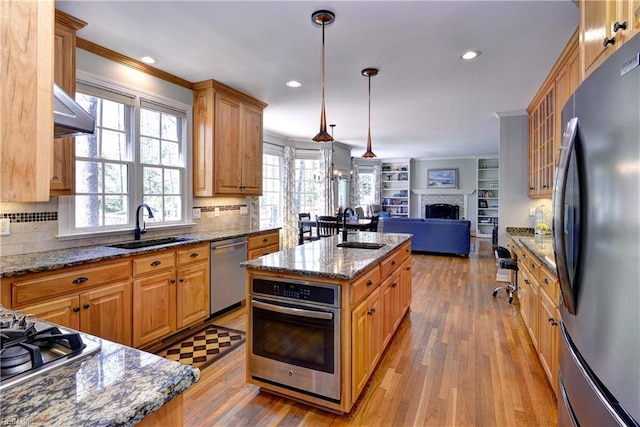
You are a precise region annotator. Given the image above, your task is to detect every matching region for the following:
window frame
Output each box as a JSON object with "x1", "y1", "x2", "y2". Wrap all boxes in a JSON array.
[
  {"x1": 259, "y1": 143, "x2": 284, "y2": 229},
  {"x1": 58, "y1": 73, "x2": 193, "y2": 239}
]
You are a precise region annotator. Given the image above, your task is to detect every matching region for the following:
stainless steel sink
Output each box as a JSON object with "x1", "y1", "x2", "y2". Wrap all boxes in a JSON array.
[
  {"x1": 336, "y1": 242, "x2": 386, "y2": 249},
  {"x1": 107, "y1": 236, "x2": 193, "y2": 250}
]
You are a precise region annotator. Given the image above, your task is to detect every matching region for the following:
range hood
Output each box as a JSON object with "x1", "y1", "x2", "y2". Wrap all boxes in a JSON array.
[{"x1": 54, "y1": 83, "x2": 95, "y2": 138}]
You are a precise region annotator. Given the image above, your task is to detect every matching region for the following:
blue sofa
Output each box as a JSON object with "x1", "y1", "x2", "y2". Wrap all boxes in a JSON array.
[{"x1": 381, "y1": 217, "x2": 471, "y2": 256}]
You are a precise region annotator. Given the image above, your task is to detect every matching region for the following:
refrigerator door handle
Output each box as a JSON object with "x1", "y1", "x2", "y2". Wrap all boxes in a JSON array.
[{"x1": 553, "y1": 117, "x2": 579, "y2": 315}]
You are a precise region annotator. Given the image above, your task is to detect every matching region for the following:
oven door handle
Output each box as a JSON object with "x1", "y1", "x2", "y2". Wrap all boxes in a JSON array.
[{"x1": 252, "y1": 299, "x2": 333, "y2": 320}]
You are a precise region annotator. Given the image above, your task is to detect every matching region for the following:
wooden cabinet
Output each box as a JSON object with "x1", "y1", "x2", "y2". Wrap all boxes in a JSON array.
[
  {"x1": 51, "y1": 10, "x2": 87, "y2": 195},
  {"x1": 132, "y1": 244, "x2": 210, "y2": 347},
  {"x1": 382, "y1": 270, "x2": 402, "y2": 348},
  {"x1": 527, "y1": 30, "x2": 580, "y2": 198},
  {"x1": 2, "y1": 259, "x2": 133, "y2": 346},
  {"x1": 351, "y1": 287, "x2": 382, "y2": 401},
  {"x1": 1, "y1": 0, "x2": 54, "y2": 202},
  {"x1": 511, "y1": 237, "x2": 560, "y2": 397},
  {"x1": 247, "y1": 230, "x2": 280, "y2": 260},
  {"x1": 581, "y1": 0, "x2": 640, "y2": 79},
  {"x1": 193, "y1": 79, "x2": 267, "y2": 197}
]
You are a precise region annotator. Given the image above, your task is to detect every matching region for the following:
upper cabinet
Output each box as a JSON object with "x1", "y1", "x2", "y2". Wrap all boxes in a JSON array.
[
  {"x1": 1, "y1": 1, "x2": 54, "y2": 202},
  {"x1": 527, "y1": 29, "x2": 580, "y2": 198},
  {"x1": 193, "y1": 80, "x2": 267, "y2": 197},
  {"x1": 51, "y1": 10, "x2": 87, "y2": 195},
  {"x1": 581, "y1": 0, "x2": 640, "y2": 79}
]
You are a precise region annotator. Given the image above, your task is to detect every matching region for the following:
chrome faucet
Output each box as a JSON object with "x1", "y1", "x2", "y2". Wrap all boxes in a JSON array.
[{"x1": 134, "y1": 203, "x2": 154, "y2": 240}]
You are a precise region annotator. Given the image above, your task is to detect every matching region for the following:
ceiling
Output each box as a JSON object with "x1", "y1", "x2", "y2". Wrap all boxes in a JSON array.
[{"x1": 56, "y1": 1, "x2": 579, "y2": 159}]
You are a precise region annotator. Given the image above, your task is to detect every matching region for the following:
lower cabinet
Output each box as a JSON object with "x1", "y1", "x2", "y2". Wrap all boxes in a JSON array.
[
  {"x1": 352, "y1": 287, "x2": 382, "y2": 402},
  {"x1": 21, "y1": 281, "x2": 132, "y2": 346},
  {"x1": 132, "y1": 244, "x2": 210, "y2": 348},
  {"x1": 247, "y1": 230, "x2": 280, "y2": 259},
  {"x1": 538, "y1": 286, "x2": 560, "y2": 395}
]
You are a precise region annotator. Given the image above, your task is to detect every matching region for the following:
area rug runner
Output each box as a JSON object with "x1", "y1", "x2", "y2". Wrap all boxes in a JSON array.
[{"x1": 156, "y1": 324, "x2": 245, "y2": 371}]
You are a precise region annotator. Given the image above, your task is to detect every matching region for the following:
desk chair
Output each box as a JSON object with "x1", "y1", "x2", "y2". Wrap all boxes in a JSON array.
[
  {"x1": 298, "y1": 213, "x2": 319, "y2": 243},
  {"x1": 492, "y1": 245, "x2": 518, "y2": 303},
  {"x1": 316, "y1": 216, "x2": 340, "y2": 238}
]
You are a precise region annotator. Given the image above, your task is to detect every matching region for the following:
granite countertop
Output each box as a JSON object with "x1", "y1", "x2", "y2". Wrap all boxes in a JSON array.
[
  {"x1": 0, "y1": 333, "x2": 199, "y2": 426},
  {"x1": 240, "y1": 232, "x2": 412, "y2": 280},
  {"x1": 508, "y1": 233, "x2": 557, "y2": 273},
  {"x1": 0, "y1": 226, "x2": 280, "y2": 278}
]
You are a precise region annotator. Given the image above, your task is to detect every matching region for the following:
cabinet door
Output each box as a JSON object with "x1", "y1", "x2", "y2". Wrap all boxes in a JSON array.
[
  {"x1": 133, "y1": 271, "x2": 176, "y2": 347},
  {"x1": 80, "y1": 281, "x2": 132, "y2": 346},
  {"x1": 582, "y1": 0, "x2": 616, "y2": 77},
  {"x1": 399, "y1": 258, "x2": 412, "y2": 313},
  {"x1": 351, "y1": 288, "x2": 382, "y2": 401},
  {"x1": 51, "y1": 17, "x2": 76, "y2": 195},
  {"x1": 21, "y1": 295, "x2": 80, "y2": 330},
  {"x1": 214, "y1": 93, "x2": 242, "y2": 194},
  {"x1": 193, "y1": 87, "x2": 215, "y2": 197},
  {"x1": 176, "y1": 262, "x2": 209, "y2": 329},
  {"x1": 381, "y1": 272, "x2": 400, "y2": 348},
  {"x1": 240, "y1": 103, "x2": 263, "y2": 195},
  {"x1": 538, "y1": 289, "x2": 560, "y2": 395}
]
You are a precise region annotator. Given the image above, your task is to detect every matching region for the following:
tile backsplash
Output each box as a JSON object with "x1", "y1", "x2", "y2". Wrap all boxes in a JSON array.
[{"x1": 0, "y1": 196, "x2": 254, "y2": 257}]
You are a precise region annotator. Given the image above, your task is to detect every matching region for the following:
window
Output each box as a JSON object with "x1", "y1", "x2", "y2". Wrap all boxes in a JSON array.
[
  {"x1": 260, "y1": 150, "x2": 283, "y2": 228},
  {"x1": 294, "y1": 153, "x2": 324, "y2": 218},
  {"x1": 59, "y1": 79, "x2": 189, "y2": 236},
  {"x1": 358, "y1": 170, "x2": 377, "y2": 207}
]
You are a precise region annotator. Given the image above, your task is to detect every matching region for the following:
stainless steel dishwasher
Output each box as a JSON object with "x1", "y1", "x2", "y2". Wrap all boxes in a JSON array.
[{"x1": 210, "y1": 236, "x2": 248, "y2": 316}]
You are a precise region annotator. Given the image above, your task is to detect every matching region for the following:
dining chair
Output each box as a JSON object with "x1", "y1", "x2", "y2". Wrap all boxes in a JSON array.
[
  {"x1": 316, "y1": 215, "x2": 340, "y2": 238},
  {"x1": 298, "y1": 212, "x2": 318, "y2": 243},
  {"x1": 368, "y1": 215, "x2": 380, "y2": 232},
  {"x1": 355, "y1": 206, "x2": 365, "y2": 219}
]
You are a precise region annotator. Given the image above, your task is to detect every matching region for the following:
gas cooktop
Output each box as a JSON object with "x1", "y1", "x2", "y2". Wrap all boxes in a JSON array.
[{"x1": 0, "y1": 307, "x2": 101, "y2": 392}]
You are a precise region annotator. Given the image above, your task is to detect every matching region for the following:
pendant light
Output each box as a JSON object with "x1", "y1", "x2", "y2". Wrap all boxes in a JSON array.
[
  {"x1": 361, "y1": 68, "x2": 379, "y2": 158},
  {"x1": 311, "y1": 10, "x2": 335, "y2": 142}
]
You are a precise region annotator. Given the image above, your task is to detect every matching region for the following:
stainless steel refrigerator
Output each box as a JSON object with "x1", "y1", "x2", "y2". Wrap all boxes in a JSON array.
[{"x1": 553, "y1": 33, "x2": 640, "y2": 426}]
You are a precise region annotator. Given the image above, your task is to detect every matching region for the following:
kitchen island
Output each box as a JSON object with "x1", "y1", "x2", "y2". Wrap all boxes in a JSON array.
[
  {"x1": 241, "y1": 231, "x2": 413, "y2": 414},
  {"x1": 0, "y1": 333, "x2": 199, "y2": 426}
]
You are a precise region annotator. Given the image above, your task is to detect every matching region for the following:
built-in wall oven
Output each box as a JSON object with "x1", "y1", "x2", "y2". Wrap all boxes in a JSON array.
[{"x1": 248, "y1": 276, "x2": 341, "y2": 402}]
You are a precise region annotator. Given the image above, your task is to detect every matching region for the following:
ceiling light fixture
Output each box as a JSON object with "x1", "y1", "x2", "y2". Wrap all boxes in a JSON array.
[
  {"x1": 361, "y1": 68, "x2": 379, "y2": 158},
  {"x1": 140, "y1": 56, "x2": 158, "y2": 64},
  {"x1": 461, "y1": 50, "x2": 481, "y2": 60},
  {"x1": 311, "y1": 10, "x2": 335, "y2": 143},
  {"x1": 286, "y1": 80, "x2": 302, "y2": 88}
]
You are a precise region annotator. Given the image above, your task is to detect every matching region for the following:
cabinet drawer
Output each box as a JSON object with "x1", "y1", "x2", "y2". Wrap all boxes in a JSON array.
[
  {"x1": 538, "y1": 265, "x2": 559, "y2": 302},
  {"x1": 520, "y1": 247, "x2": 540, "y2": 276},
  {"x1": 133, "y1": 251, "x2": 175, "y2": 277},
  {"x1": 351, "y1": 265, "x2": 381, "y2": 307},
  {"x1": 380, "y1": 250, "x2": 404, "y2": 278},
  {"x1": 248, "y1": 231, "x2": 279, "y2": 251},
  {"x1": 248, "y1": 244, "x2": 279, "y2": 260},
  {"x1": 176, "y1": 244, "x2": 209, "y2": 266},
  {"x1": 12, "y1": 261, "x2": 130, "y2": 306}
]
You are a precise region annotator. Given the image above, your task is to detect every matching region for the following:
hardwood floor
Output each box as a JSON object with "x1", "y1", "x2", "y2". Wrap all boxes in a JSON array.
[{"x1": 183, "y1": 238, "x2": 557, "y2": 426}]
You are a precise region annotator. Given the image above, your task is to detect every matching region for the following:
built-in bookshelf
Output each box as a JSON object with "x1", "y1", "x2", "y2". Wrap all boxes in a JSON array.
[
  {"x1": 477, "y1": 158, "x2": 499, "y2": 237},
  {"x1": 381, "y1": 160, "x2": 410, "y2": 217}
]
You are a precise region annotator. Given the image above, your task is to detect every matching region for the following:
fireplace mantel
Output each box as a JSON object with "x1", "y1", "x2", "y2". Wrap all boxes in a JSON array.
[{"x1": 411, "y1": 188, "x2": 476, "y2": 195}]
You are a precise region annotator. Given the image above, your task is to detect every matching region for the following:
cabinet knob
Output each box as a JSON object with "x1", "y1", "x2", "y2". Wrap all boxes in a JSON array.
[
  {"x1": 391, "y1": 260, "x2": 396, "y2": 266},
  {"x1": 72, "y1": 277, "x2": 89, "y2": 284},
  {"x1": 190, "y1": 253, "x2": 199, "y2": 258},
  {"x1": 613, "y1": 21, "x2": 627, "y2": 32},
  {"x1": 366, "y1": 280, "x2": 374, "y2": 286},
  {"x1": 548, "y1": 317, "x2": 558, "y2": 326},
  {"x1": 391, "y1": 282, "x2": 397, "y2": 288},
  {"x1": 83, "y1": 303, "x2": 90, "y2": 309},
  {"x1": 603, "y1": 37, "x2": 616, "y2": 47},
  {"x1": 151, "y1": 260, "x2": 162, "y2": 266},
  {"x1": 524, "y1": 279, "x2": 530, "y2": 284},
  {"x1": 171, "y1": 279, "x2": 176, "y2": 284},
  {"x1": 73, "y1": 307, "x2": 80, "y2": 312},
  {"x1": 263, "y1": 238, "x2": 268, "y2": 243},
  {"x1": 542, "y1": 278, "x2": 549, "y2": 285},
  {"x1": 179, "y1": 278, "x2": 185, "y2": 283}
]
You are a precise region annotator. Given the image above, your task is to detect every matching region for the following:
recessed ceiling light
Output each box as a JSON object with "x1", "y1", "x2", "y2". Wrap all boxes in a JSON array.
[
  {"x1": 461, "y1": 50, "x2": 481, "y2": 60},
  {"x1": 286, "y1": 80, "x2": 303, "y2": 88},
  {"x1": 140, "y1": 56, "x2": 158, "y2": 64}
]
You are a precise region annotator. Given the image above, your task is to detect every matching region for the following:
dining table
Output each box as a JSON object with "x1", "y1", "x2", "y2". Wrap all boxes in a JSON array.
[{"x1": 298, "y1": 217, "x2": 372, "y2": 244}]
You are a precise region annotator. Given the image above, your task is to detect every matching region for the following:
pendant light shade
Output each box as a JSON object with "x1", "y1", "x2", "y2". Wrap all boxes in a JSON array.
[
  {"x1": 361, "y1": 68, "x2": 379, "y2": 158},
  {"x1": 311, "y1": 10, "x2": 335, "y2": 143}
]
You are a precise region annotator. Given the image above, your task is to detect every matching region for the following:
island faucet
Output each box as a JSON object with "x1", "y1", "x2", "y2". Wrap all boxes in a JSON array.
[
  {"x1": 134, "y1": 203, "x2": 154, "y2": 240},
  {"x1": 342, "y1": 207, "x2": 355, "y2": 242}
]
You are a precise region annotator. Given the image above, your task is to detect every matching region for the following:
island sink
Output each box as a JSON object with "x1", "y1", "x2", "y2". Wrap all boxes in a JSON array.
[
  {"x1": 107, "y1": 236, "x2": 192, "y2": 250},
  {"x1": 336, "y1": 242, "x2": 386, "y2": 249}
]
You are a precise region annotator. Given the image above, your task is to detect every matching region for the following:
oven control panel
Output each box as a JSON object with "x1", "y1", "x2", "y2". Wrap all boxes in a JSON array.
[{"x1": 252, "y1": 277, "x2": 339, "y2": 306}]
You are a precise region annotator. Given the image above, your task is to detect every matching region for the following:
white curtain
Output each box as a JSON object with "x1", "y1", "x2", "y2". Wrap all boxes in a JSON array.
[
  {"x1": 281, "y1": 146, "x2": 298, "y2": 249},
  {"x1": 350, "y1": 160, "x2": 360, "y2": 208}
]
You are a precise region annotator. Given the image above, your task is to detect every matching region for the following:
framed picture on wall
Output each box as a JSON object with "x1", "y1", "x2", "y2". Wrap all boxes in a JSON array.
[
  {"x1": 479, "y1": 200, "x2": 488, "y2": 208},
  {"x1": 427, "y1": 168, "x2": 458, "y2": 189}
]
